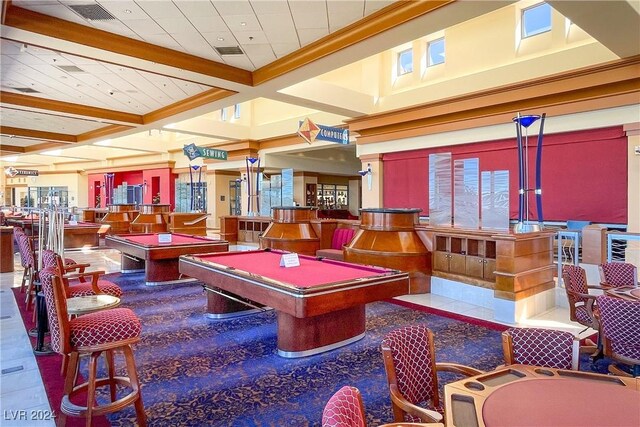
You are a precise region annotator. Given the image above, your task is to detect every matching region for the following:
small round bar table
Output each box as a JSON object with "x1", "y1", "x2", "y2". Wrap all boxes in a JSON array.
[{"x1": 66, "y1": 294, "x2": 121, "y2": 316}]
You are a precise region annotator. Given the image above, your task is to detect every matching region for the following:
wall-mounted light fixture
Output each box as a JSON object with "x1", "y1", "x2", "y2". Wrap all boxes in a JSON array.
[
  {"x1": 143, "y1": 179, "x2": 148, "y2": 194},
  {"x1": 358, "y1": 163, "x2": 372, "y2": 190}
]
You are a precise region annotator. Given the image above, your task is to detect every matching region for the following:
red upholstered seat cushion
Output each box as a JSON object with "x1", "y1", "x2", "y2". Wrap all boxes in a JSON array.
[
  {"x1": 68, "y1": 280, "x2": 123, "y2": 298},
  {"x1": 69, "y1": 308, "x2": 141, "y2": 348},
  {"x1": 331, "y1": 228, "x2": 355, "y2": 250},
  {"x1": 322, "y1": 386, "x2": 365, "y2": 427}
]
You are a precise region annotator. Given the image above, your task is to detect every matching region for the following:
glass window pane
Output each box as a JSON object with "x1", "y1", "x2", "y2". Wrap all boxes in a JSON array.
[
  {"x1": 522, "y1": 3, "x2": 551, "y2": 38},
  {"x1": 397, "y1": 48, "x2": 413, "y2": 75},
  {"x1": 427, "y1": 38, "x2": 445, "y2": 66}
]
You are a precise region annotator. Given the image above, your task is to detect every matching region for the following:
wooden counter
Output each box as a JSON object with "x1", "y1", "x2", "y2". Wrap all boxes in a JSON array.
[
  {"x1": 0, "y1": 227, "x2": 14, "y2": 272},
  {"x1": 101, "y1": 204, "x2": 138, "y2": 235},
  {"x1": 344, "y1": 208, "x2": 431, "y2": 294},
  {"x1": 130, "y1": 204, "x2": 170, "y2": 233},
  {"x1": 426, "y1": 226, "x2": 555, "y2": 301},
  {"x1": 165, "y1": 212, "x2": 209, "y2": 236},
  {"x1": 260, "y1": 207, "x2": 320, "y2": 256}
]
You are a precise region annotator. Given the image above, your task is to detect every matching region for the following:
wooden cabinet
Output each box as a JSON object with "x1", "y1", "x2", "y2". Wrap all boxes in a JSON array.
[
  {"x1": 433, "y1": 233, "x2": 496, "y2": 285},
  {"x1": 238, "y1": 217, "x2": 270, "y2": 243}
]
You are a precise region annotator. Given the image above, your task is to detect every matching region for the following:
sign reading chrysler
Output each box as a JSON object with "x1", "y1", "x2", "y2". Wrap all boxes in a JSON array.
[
  {"x1": 298, "y1": 118, "x2": 349, "y2": 145},
  {"x1": 4, "y1": 167, "x2": 38, "y2": 177}
]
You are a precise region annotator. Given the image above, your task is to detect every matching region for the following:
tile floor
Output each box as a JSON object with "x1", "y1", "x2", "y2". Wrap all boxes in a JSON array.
[{"x1": 0, "y1": 242, "x2": 590, "y2": 425}]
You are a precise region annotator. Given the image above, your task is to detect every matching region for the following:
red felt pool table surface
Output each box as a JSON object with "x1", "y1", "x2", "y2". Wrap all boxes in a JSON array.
[
  {"x1": 105, "y1": 233, "x2": 228, "y2": 285},
  {"x1": 114, "y1": 233, "x2": 216, "y2": 246},
  {"x1": 192, "y1": 250, "x2": 387, "y2": 288},
  {"x1": 179, "y1": 249, "x2": 410, "y2": 357}
]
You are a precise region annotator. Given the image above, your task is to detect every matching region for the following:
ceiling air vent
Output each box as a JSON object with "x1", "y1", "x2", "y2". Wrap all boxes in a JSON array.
[
  {"x1": 56, "y1": 65, "x2": 86, "y2": 73},
  {"x1": 67, "y1": 4, "x2": 116, "y2": 21},
  {"x1": 215, "y1": 46, "x2": 244, "y2": 56},
  {"x1": 13, "y1": 87, "x2": 40, "y2": 94}
]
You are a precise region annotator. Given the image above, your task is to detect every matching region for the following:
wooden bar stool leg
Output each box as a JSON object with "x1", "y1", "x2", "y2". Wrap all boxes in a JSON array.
[
  {"x1": 60, "y1": 351, "x2": 80, "y2": 427},
  {"x1": 123, "y1": 345, "x2": 147, "y2": 427},
  {"x1": 105, "y1": 349, "x2": 117, "y2": 402},
  {"x1": 85, "y1": 352, "x2": 100, "y2": 427}
]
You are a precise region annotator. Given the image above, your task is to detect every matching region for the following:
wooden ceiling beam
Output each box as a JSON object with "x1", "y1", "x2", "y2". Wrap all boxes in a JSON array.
[
  {"x1": 23, "y1": 141, "x2": 69, "y2": 152},
  {"x1": 0, "y1": 126, "x2": 76, "y2": 142},
  {"x1": 0, "y1": 91, "x2": 144, "y2": 125},
  {"x1": 143, "y1": 88, "x2": 236, "y2": 124},
  {"x1": 3, "y1": 4, "x2": 253, "y2": 87},
  {"x1": 0, "y1": 144, "x2": 25, "y2": 154}
]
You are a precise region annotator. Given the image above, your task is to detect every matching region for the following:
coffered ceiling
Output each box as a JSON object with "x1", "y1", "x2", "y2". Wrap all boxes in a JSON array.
[{"x1": 1, "y1": 0, "x2": 639, "y2": 166}]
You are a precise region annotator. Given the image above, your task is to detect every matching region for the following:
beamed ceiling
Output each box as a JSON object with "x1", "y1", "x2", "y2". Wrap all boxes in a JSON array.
[{"x1": 1, "y1": 0, "x2": 639, "y2": 165}]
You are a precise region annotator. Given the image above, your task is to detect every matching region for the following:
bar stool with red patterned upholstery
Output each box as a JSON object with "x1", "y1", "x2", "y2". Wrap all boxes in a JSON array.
[
  {"x1": 39, "y1": 266, "x2": 146, "y2": 426},
  {"x1": 41, "y1": 249, "x2": 122, "y2": 298},
  {"x1": 322, "y1": 386, "x2": 366, "y2": 427}
]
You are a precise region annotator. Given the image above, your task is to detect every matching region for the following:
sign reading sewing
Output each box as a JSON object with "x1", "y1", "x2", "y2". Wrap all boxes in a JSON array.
[
  {"x1": 297, "y1": 118, "x2": 349, "y2": 145},
  {"x1": 183, "y1": 143, "x2": 228, "y2": 161},
  {"x1": 4, "y1": 167, "x2": 38, "y2": 177}
]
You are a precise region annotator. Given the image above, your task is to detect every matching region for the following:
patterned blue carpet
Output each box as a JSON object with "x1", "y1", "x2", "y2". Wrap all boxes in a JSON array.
[{"x1": 93, "y1": 272, "x2": 507, "y2": 426}]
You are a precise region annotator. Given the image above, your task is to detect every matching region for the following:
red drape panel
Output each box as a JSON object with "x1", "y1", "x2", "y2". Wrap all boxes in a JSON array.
[{"x1": 383, "y1": 126, "x2": 627, "y2": 224}]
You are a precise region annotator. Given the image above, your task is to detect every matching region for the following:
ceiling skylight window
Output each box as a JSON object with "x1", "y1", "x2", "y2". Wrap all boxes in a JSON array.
[
  {"x1": 427, "y1": 38, "x2": 445, "y2": 67},
  {"x1": 397, "y1": 48, "x2": 413, "y2": 76},
  {"x1": 522, "y1": 3, "x2": 552, "y2": 38}
]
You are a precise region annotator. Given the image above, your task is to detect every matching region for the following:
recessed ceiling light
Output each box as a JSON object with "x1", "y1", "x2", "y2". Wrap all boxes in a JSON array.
[
  {"x1": 124, "y1": 9, "x2": 132, "y2": 14},
  {"x1": 240, "y1": 22, "x2": 246, "y2": 26},
  {"x1": 217, "y1": 37, "x2": 224, "y2": 41}
]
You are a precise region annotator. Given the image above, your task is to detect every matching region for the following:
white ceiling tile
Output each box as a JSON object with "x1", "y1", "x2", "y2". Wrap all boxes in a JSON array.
[
  {"x1": 135, "y1": 0, "x2": 181, "y2": 19},
  {"x1": 249, "y1": 0, "x2": 290, "y2": 15},
  {"x1": 364, "y1": 0, "x2": 394, "y2": 15},
  {"x1": 212, "y1": 0, "x2": 253, "y2": 16},
  {"x1": 271, "y1": 42, "x2": 301, "y2": 57},
  {"x1": 19, "y1": 4, "x2": 88, "y2": 25},
  {"x1": 97, "y1": 0, "x2": 148, "y2": 20},
  {"x1": 234, "y1": 30, "x2": 268, "y2": 45},
  {"x1": 328, "y1": 1, "x2": 364, "y2": 31},
  {"x1": 221, "y1": 14, "x2": 260, "y2": 31},
  {"x1": 289, "y1": 1, "x2": 328, "y2": 30},
  {"x1": 188, "y1": 15, "x2": 229, "y2": 34},
  {"x1": 297, "y1": 28, "x2": 329, "y2": 46},
  {"x1": 259, "y1": 13, "x2": 298, "y2": 43},
  {"x1": 89, "y1": 19, "x2": 140, "y2": 38},
  {"x1": 140, "y1": 34, "x2": 184, "y2": 50},
  {"x1": 221, "y1": 55, "x2": 255, "y2": 70},
  {"x1": 201, "y1": 31, "x2": 239, "y2": 47},
  {"x1": 122, "y1": 18, "x2": 166, "y2": 36},
  {"x1": 185, "y1": 45, "x2": 220, "y2": 60},
  {"x1": 175, "y1": 1, "x2": 220, "y2": 19},
  {"x1": 155, "y1": 17, "x2": 196, "y2": 34}
]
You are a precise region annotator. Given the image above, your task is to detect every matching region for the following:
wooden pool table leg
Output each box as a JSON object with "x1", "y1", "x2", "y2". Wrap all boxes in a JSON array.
[{"x1": 276, "y1": 306, "x2": 366, "y2": 358}]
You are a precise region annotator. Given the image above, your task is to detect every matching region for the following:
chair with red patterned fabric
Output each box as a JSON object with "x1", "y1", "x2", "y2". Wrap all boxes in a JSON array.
[
  {"x1": 39, "y1": 266, "x2": 146, "y2": 426},
  {"x1": 502, "y1": 327, "x2": 579, "y2": 370},
  {"x1": 42, "y1": 249, "x2": 122, "y2": 299},
  {"x1": 381, "y1": 325, "x2": 483, "y2": 423},
  {"x1": 562, "y1": 265, "x2": 601, "y2": 334},
  {"x1": 597, "y1": 294, "x2": 640, "y2": 377},
  {"x1": 599, "y1": 262, "x2": 638, "y2": 288},
  {"x1": 16, "y1": 233, "x2": 38, "y2": 310},
  {"x1": 322, "y1": 386, "x2": 366, "y2": 427}
]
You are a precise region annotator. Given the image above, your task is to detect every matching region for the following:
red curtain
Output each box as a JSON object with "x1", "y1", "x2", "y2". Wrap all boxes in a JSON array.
[{"x1": 383, "y1": 126, "x2": 627, "y2": 224}]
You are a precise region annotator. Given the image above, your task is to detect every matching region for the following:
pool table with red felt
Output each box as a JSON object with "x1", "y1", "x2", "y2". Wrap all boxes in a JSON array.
[
  {"x1": 105, "y1": 233, "x2": 228, "y2": 285},
  {"x1": 179, "y1": 249, "x2": 410, "y2": 358}
]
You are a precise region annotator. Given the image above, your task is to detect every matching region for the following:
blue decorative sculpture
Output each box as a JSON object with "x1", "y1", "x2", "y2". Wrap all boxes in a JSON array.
[{"x1": 513, "y1": 112, "x2": 546, "y2": 233}]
